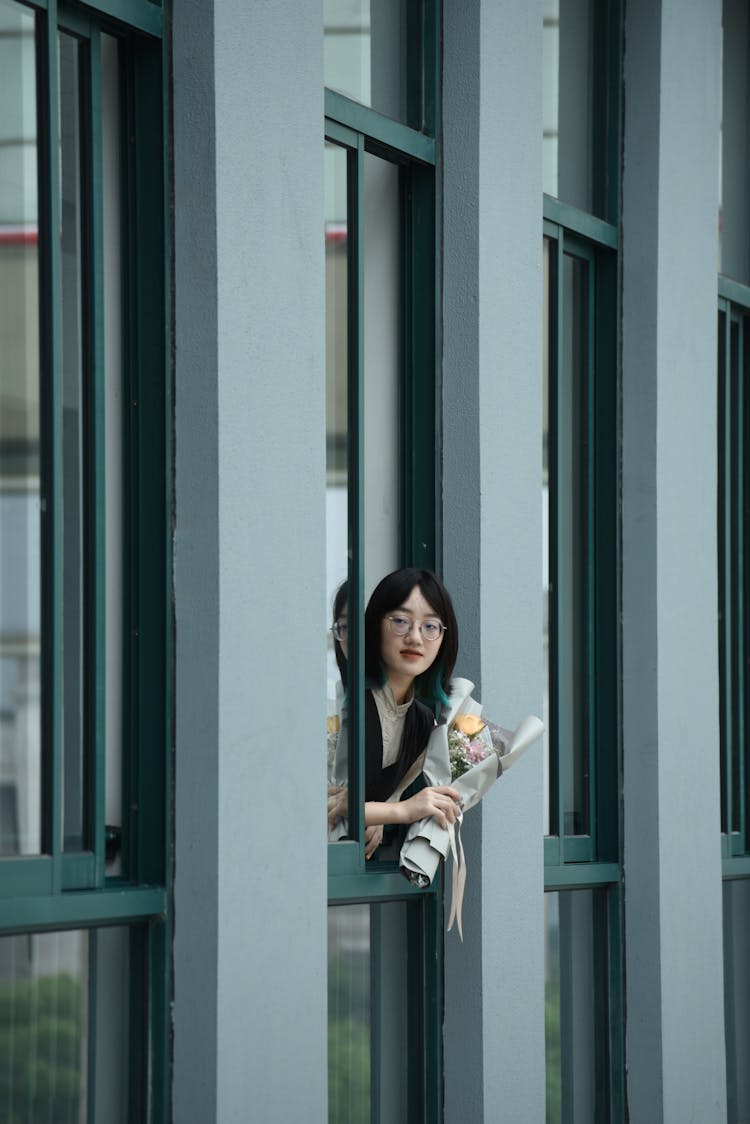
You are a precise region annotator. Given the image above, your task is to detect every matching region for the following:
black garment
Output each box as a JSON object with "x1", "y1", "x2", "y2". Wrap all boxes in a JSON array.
[{"x1": 364, "y1": 689, "x2": 434, "y2": 803}]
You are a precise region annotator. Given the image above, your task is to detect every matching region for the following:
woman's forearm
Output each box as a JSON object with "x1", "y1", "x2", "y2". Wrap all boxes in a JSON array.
[{"x1": 364, "y1": 800, "x2": 406, "y2": 827}]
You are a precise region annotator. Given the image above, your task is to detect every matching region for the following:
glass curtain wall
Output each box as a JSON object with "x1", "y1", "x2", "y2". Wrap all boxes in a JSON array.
[
  {"x1": 543, "y1": 2, "x2": 623, "y2": 1120},
  {"x1": 0, "y1": 1, "x2": 169, "y2": 1117}
]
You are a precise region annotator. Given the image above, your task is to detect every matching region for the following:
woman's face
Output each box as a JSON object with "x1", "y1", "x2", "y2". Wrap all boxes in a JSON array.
[{"x1": 379, "y1": 585, "x2": 444, "y2": 695}]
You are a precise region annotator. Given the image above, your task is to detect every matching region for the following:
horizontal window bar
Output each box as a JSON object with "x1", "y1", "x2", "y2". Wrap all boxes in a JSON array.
[
  {"x1": 328, "y1": 871, "x2": 439, "y2": 903},
  {"x1": 328, "y1": 841, "x2": 361, "y2": 878},
  {"x1": 544, "y1": 862, "x2": 621, "y2": 890},
  {"x1": 325, "y1": 89, "x2": 436, "y2": 165},
  {"x1": 545, "y1": 835, "x2": 599, "y2": 865},
  {"x1": 0, "y1": 857, "x2": 54, "y2": 898},
  {"x1": 0, "y1": 886, "x2": 167, "y2": 934},
  {"x1": 722, "y1": 856, "x2": 750, "y2": 879},
  {"x1": 86, "y1": 0, "x2": 163, "y2": 36},
  {"x1": 61, "y1": 852, "x2": 97, "y2": 889},
  {"x1": 718, "y1": 273, "x2": 750, "y2": 308},
  {"x1": 22, "y1": 0, "x2": 163, "y2": 35},
  {"x1": 325, "y1": 119, "x2": 360, "y2": 149},
  {"x1": 721, "y1": 833, "x2": 747, "y2": 859},
  {"x1": 543, "y1": 194, "x2": 618, "y2": 250}
]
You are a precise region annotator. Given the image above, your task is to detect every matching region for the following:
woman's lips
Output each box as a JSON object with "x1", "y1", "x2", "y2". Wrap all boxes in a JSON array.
[{"x1": 400, "y1": 650, "x2": 423, "y2": 660}]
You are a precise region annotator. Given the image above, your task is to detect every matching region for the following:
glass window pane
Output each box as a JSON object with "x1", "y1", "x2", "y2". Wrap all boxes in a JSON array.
[
  {"x1": 102, "y1": 33, "x2": 124, "y2": 873},
  {"x1": 363, "y1": 151, "x2": 400, "y2": 594},
  {"x1": 720, "y1": 0, "x2": 750, "y2": 283},
  {"x1": 724, "y1": 878, "x2": 750, "y2": 1124},
  {"x1": 325, "y1": 141, "x2": 349, "y2": 835},
  {"x1": 0, "y1": 926, "x2": 132, "y2": 1123},
  {"x1": 543, "y1": 0, "x2": 596, "y2": 214},
  {"x1": 326, "y1": 146, "x2": 403, "y2": 848},
  {"x1": 59, "y1": 31, "x2": 87, "y2": 852},
  {"x1": 0, "y1": 0, "x2": 41, "y2": 856},
  {"x1": 328, "y1": 901, "x2": 411, "y2": 1123},
  {"x1": 543, "y1": 237, "x2": 552, "y2": 836},
  {"x1": 546, "y1": 889, "x2": 604, "y2": 1123},
  {"x1": 324, "y1": 0, "x2": 416, "y2": 128},
  {"x1": 558, "y1": 253, "x2": 589, "y2": 838}
]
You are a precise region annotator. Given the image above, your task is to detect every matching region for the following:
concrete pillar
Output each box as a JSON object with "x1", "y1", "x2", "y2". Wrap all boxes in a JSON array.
[
  {"x1": 442, "y1": 2, "x2": 546, "y2": 1120},
  {"x1": 172, "y1": 2, "x2": 328, "y2": 1120},
  {"x1": 621, "y1": 1, "x2": 727, "y2": 1120}
]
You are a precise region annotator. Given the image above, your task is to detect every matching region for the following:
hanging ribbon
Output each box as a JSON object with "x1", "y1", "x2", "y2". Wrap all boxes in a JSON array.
[{"x1": 446, "y1": 811, "x2": 467, "y2": 941}]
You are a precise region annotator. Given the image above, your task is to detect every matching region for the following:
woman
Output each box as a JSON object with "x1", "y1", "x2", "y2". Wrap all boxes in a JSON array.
[{"x1": 330, "y1": 568, "x2": 461, "y2": 858}]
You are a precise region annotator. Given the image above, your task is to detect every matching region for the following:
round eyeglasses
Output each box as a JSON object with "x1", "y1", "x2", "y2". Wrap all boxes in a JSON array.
[
  {"x1": 331, "y1": 620, "x2": 348, "y2": 642},
  {"x1": 385, "y1": 615, "x2": 446, "y2": 642}
]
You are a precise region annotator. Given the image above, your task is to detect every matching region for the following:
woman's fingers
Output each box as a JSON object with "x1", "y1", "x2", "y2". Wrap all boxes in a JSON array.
[
  {"x1": 419, "y1": 786, "x2": 461, "y2": 827},
  {"x1": 364, "y1": 827, "x2": 384, "y2": 858}
]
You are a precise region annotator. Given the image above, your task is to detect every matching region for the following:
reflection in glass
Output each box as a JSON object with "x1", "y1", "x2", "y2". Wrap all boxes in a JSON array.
[
  {"x1": 0, "y1": 926, "x2": 131, "y2": 1123},
  {"x1": 724, "y1": 878, "x2": 750, "y2": 1123},
  {"x1": 328, "y1": 901, "x2": 410, "y2": 1123},
  {"x1": 543, "y1": 0, "x2": 595, "y2": 213},
  {"x1": 324, "y1": 0, "x2": 412, "y2": 127},
  {"x1": 0, "y1": 0, "x2": 41, "y2": 855},
  {"x1": 59, "y1": 31, "x2": 87, "y2": 852},
  {"x1": 545, "y1": 889, "x2": 601, "y2": 1123},
  {"x1": 326, "y1": 142, "x2": 349, "y2": 830},
  {"x1": 719, "y1": 0, "x2": 750, "y2": 283},
  {"x1": 102, "y1": 33, "x2": 124, "y2": 872},
  {"x1": 559, "y1": 254, "x2": 589, "y2": 837}
]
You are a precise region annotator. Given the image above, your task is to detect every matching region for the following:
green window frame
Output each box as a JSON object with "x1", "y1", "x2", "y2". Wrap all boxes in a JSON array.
[
  {"x1": 543, "y1": 2, "x2": 623, "y2": 1121},
  {"x1": 717, "y1": 279, "x2": 750, "y2": 1124},
  {"x1": 0, "y1": 0, "x2": 169, "y2": 1119},
  {"x1": 325, "y1": 5, "x2": 443, "y2": 1121},
  {"x1": 719, "y1": 5, "x2": 750, "y2": 1117},
  {"x1": 718, "y1": 280, "x2": 750, "y2": 870}
]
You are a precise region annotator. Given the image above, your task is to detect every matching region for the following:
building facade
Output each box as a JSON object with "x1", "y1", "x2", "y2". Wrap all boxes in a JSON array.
[{"x1": 0, "y1": 0, "x2": 746, "y2": 1121}]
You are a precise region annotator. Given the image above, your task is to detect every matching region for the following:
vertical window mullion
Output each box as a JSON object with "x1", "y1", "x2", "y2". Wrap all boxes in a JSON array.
[
  {"x1": 731, "y1": 313, "x2": 743, "y2": 850},
  {"x1": 584, "y1": 249, "x2": 596, "y2": 857},
  {"x1": 737, "y1": 316, "x2": 747, "y2": 852},
  {"x1": 548, "y1": 230, "x2": 559, "y2": 845},
  {"x1": 40, "y1": 0, "x2": 63, "y2": 879},
  {"x1": 58, "y1": 26, "x2": 89, "y2": 858},
  {"x1": 347, "y1": 136, "x2": 365, "y2": 854},
  {"x1": 719, "y1": 304, "x2": 732, "y2": 841},
  {"x1": 87, "y1": 29, "x2": 106, "y2": 883}
]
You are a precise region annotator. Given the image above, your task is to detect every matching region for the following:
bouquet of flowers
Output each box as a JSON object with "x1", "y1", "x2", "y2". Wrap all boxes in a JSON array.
[
  {"x1": 399, "y1": 678, "x2": 543, "y2": 939},
  {"x1": 448, "y1": 714, "x2": 493, "y2": 779}
]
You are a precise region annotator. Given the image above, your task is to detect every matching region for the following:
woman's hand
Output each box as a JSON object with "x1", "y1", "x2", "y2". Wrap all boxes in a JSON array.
[
  {"x1": 327, "y1": 785, "x2": 348, "y2": 827},
  {"x1": 400, "y1": 785, "x2": 462, "y2": 829},
  {"x1": 364, "y1": 824, "x2": 384, "y2": 859}
]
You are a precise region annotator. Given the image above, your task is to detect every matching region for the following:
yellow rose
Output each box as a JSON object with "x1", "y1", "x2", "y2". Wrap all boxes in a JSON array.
[{"x1": 453, "y1": 714, "x2": 485, "y2": 737}]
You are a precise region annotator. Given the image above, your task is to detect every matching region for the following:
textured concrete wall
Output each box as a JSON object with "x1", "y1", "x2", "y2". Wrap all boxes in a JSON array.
[
  {"x1": 622, "y1": 1, "x2": 727, "y2": 1121},
  {"x1": 173, "y1": 2, "x2": 328, "y2": 1120},
  {"x1": 442, "y1": 2, "x2": 546, "y2": 1120}
]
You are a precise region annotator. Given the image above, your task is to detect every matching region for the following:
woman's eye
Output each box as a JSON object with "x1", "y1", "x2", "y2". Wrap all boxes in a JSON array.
[{"x1": 423, "y1": 622, "x2": 441, "y2": 638}]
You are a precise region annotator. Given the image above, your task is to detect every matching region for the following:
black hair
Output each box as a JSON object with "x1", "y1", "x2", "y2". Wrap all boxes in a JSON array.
[
  {"x1": 331, "y1": 579, "x2": 348, "y2": 687},
  {"x1": 364, "y1": 568, "x2": 458, "y2": 716}
]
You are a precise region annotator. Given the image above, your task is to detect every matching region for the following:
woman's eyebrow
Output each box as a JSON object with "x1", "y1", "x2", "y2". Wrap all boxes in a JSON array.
[{"x1": 395, "y1": 606, "x2": 441, "y2": 618}]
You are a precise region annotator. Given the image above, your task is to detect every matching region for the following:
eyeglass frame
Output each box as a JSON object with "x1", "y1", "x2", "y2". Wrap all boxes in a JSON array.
[{"x1": 384, "y1": 614, "x2": 446, "y2": 641}]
